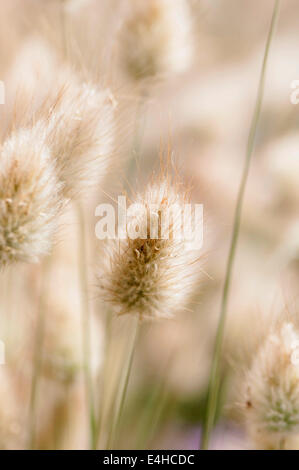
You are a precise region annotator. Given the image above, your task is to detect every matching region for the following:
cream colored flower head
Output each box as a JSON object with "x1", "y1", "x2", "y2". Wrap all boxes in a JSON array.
[
  {"x1": 99, "y1": 176, "x2": 202, "y2": 320},
  {"x1": 121, "y1": 0, "x2": 193, "y2": 80},
  {"x1": 36, "y1": 74, "x2": 117, "y2": 201},
  {"x1": 243, "y1": 321, "x2": 299, "y2": 449},
  {"x1": 0, "y1": 128, "x2": 63, "y2": 266}
]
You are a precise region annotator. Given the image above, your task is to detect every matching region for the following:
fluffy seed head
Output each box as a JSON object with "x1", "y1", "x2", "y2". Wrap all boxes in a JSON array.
[
  {"x1": 0, "y1": 128, "x2": 63, "y2": 266},
  {"x1": 100, "y1": 177, "x2": 202, "y2": 320},
  {"x1": 37, "y1": 76, "x2": 117, "y2": 200},
  {"x1": 243, "y1": 322, "x2": 299, "y2": 449},
  {"x1": 121, "y1": 0, "x2": 193, "y2": 80}
]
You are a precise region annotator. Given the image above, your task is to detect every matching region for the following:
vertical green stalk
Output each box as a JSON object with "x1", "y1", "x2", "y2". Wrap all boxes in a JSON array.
[
  {"x1": 106, "y1": 317, "x2": 140, "y2": 450},
  {"x1": 95, "y1": 308, "x2": 113, "y2": 448},
  {"x1": 135, "y1": 375, "x2": 170, "y2": 450},
  {"x1": 201, "y1": 0, "x2": 280, "y2": 450},
  {"x1": 135, "y1": 351, "x2": 174, "y2": 449},
  {"x1": 76, "y1": 202, "x2": 97, "y2": 450},
  {"x1": 28, "y1": 258, "x2": 50, "y2": 449}
]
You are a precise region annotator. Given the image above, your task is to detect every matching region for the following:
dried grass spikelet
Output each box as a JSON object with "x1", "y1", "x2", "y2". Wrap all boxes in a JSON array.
[
  {"x1": 36, "y1": 73, "x2": 117, "y2": 200},
  {"x1": 243, "y1": 321, "x2": 299, "y2": 450},
  {"x1": 121, "y1": 0, "x2": 193, "y2": 80},
  {"x1": 0, "y1": 128, "x2": 63, "y2": 266},
  {"x1": 100, "y1": 175, "x2": 202, "y2": 320}
]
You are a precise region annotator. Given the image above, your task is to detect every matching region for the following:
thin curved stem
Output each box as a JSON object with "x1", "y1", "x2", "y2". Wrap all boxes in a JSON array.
[
  {"x1": 201, "y1": 0, "x2": 280, "y2": 450},
  {"x1": 95, "y1": 308, "x2": 113, "y2": 448},
  {"x1": 106, "y1": 317, "x2": 140, "y2": 450},
  {"x1": 28, "y1": 258, "x2": 51, "y2": 449},
  {"x1": 76, "y1": 202, "x2": 97, "y2": 450}
]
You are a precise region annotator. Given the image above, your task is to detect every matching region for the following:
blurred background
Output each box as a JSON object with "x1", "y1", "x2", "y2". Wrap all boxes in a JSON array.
[{"x1": 0, "y1": 0, "x2": 298, "y2": 450}]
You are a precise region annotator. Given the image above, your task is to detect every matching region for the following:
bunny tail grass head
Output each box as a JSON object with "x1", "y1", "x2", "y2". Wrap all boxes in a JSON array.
[
  {"x1": 0, "y1": 128, "x2": 63, "y2": 266},
  {"x1": 38, "y1": 75, "x2": 117, "y2": 201},
  {"x1": 243, "y1": 321, "x2": 299, "y2": 450},
  {"x1": 99, "y1": 174, "x2": 202, "y2": 320},
  {"x1": 121, "y1": 0, "x2": 193, "y2": 81}
]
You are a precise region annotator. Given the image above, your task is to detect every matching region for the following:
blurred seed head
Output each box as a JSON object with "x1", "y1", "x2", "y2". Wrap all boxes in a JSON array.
[
  {"x1": 99, "y1": 176, "x2": 202, "y2": 320},
  {"x1": 243, "y1": 321, "x2": 299, "y2": 449},
  {"x1": 121, "y1": 0, "x2": 193, "y2": 81},
  {"x1": 0, "y1": 128, "x2": 63, "y2": 266},
  {"x1": 36, "y1": 74, "x2": 117, "y2": 201}
]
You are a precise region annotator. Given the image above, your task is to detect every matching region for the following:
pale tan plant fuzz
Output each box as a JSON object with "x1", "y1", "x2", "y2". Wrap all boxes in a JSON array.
[
  {"x1": 243, "y1": 322, "x2": 299, "y2": 450},
  {"x1": 36, "y1": 76, "x2": 117, "y2": 200},
  {"x1": 100, "y1": 177, "x2": 202, "y2": 320},
  {"x1": 0, "y1": 129, "x2": 63, "y2": 266},
  {"x1": 121, "y1": 0, "x2": 193, "y2": 80}
]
